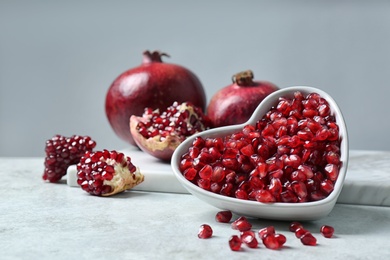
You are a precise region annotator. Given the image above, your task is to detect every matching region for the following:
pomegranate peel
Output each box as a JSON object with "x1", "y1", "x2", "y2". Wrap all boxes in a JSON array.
[{"x1": 171, "y1": 86, "x2": 348, "y2": 221}]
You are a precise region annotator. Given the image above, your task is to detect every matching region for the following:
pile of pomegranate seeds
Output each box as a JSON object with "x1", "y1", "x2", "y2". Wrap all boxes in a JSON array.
[
  {"x1": 179, "y1": 91, "x2": 342, "y2": 203},
  {"x1": 135, "y1": 101, "x2": 212, "y2": 141},
  {"x1": 76, "y1": 149, "x2": 144, "y2": 196},
  {"x1": 43, "y1": 135, "x2": 96, "y2": 183},
  {"x1": 201, "y1": 210, "x2": 335, "y2": 251}
]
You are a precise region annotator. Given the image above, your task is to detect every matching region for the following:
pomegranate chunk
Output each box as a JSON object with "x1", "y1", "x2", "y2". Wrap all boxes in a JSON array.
[
  {"x1": 229, "y1": 235, "x2": 242, "y2": 251},
  {"x1": 130, "y1": 101, "x2": 212, "y2": 161},
  {"x1": 179, "y1": 91, "x2": 342, "y2": 203},
  {"x1": 215, "y1": 210, "x2": 233, "y2": 223},
  {"x1": 320, "y1": 225, "x2": 335, "y2": 238},
  {"x1": 76, "y1": 150, "x2": 144, "y2": 196},
  {"x1": 198, "y1": 224, "x2": 213, "y2": 239},
  {"x1": 43, "y1": 135, "x2": 96, "y2": 183}
]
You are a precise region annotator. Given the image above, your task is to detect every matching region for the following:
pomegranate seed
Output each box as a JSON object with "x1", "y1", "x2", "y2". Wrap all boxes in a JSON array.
[
  {"x1": 275, "y1": 234, "x2": 287, "y2": 246},
  {"x1": 263, "y1": 234, "x2": 284, "y2": 250},
  {"x1": 258, "y1": 226, "x2": 275, "y2": 239},
  {"x1": 198, "y1": 224, "x2": 213, "y2": 239},
  {"x1": 183, "y1": 167, "x2": 197, "y2": 181},
  {"x1": 241, "y1": 231, "x2": 259, "y2": 248},
  {"x1": 197, "y1": 178, "x2": 211, "y2": 190},
  {"x1": 256, "y1": 190, "x2": 276, "y2": 203},
  {"x1": 289, "y1": 222, "x2": 303, "y2": 232},
  {"x1": 231, "y1": 216, "x2": 252, "y2": 232},
  {"x1": 199, "y1": 165, "x2": 213, "y2": 180},
  {"x1": 215, "y1": 210, "x2": 233, "y2": 223},
  {"x1": 320, "y1": 225, "x2": 335, "y2": 238},
  {"x1": 295, "y1": 227, "x2": 309, "y2": 238},
  {"x1": 229, "y1": 235, "x2": 242, "y2": 251},
  {"x1": 300, "y1": 232, "x2": 317, "y2": 246}
]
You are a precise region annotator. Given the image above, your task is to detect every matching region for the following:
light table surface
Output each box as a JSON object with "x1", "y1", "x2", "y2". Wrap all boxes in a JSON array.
[{"x1": 1, "y1": 150, "x2": 390, "y2": 259}]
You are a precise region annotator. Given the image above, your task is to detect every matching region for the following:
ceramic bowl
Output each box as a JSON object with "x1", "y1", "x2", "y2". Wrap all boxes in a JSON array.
[{"x1": 171, "y1": 86, "x2": 349, "y2": 221}]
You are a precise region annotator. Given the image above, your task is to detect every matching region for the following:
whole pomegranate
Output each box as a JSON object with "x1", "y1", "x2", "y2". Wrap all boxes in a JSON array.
[
  {"x1": 206, "y1": 70, "x2": 278, "y2": 127},
  {"x1": 105, "y1": 50, "x2": 207, "y2": 146}
]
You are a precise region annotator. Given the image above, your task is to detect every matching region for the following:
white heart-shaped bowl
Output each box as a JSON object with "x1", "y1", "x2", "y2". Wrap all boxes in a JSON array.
[{"x1": 171, "y1": 86, "x2": 348, "y2": 221}]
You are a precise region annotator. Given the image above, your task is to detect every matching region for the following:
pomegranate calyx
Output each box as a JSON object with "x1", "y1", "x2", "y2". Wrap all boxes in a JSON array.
[
  {"x1": 142, "y1": 50, "x2": 170, "y2": 63},
  {"x1": 232, "y1": 70, "x2": 255, "y2": 86}
]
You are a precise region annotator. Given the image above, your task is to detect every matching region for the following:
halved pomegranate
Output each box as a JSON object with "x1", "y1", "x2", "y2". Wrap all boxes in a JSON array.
[{"x1": 130, "y1": 101, "x2": 212, "y2": 161}]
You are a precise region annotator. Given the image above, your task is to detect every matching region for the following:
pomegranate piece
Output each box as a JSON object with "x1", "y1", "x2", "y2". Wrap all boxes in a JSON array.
[
  {"x1": 43, "y1": 135, "x2": 96, "y2": 183},
  {"x1": 215, "y1": 210, "x2": 233, "y2": 223},
  {"x1": 198, "y1": 224, "x2": 213, "y2": 239},
  {"x1": 130, "y1": 101, "x2": 212, "y2": 161},
  {"x1": 207, "y1": 70, "x2": 279, "y2": 127},
  {"x1": 105, "y1": 50, "x2": 206, "y2": 146},
  {"x1": 300, "y1": 232, "x2": 317, "y2": 246},
  {"x1": 320, "y1": 225, "x2": 335, "y2": 238},
  {"x1": 76, "y1": 150, "x2": 144, "y2": 196},
  {"x1": 228, "y1": 235, "x2": 242, "y2": 251},
  {"x1": 179, "y1": 91, "x2": 342, "y2": 203},
  {"x1": 231, "y1": 216, "x2": 252, "y2": 232}
]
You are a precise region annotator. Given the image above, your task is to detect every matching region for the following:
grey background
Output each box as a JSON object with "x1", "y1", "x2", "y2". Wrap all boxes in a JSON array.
[{"x1": 1, "y1": 0, "x2": 389, "y2": 157}]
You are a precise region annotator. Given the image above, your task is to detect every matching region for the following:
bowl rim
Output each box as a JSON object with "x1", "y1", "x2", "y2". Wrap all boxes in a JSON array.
[{"x1": 171, "y1": 86, "x2": 349, "y2": 210}]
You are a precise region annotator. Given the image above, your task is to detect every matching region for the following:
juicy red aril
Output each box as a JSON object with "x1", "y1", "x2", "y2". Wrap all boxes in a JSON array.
[
  {"x1": 215, "y1": 210, "x2": 233, "y2": 223},
  {"x1": 241, "y1": 231, "x2": 258, "y2": 248},
  {"x1": 295, "y1": 227, "x2": 309, "y2": 239},
  {"x1": 320, "y1": 225, "x2": 335, "y2": 238},
  {"x1": 198, "y1": 224, "x2": 213, "y2": 239},
  {"x1": 262, "y1": 234, "x2": 285, "y2": 250},
  {"x1": 258, "y1": 226, "x2": 275, "y2": 239},
  {"x1": 231, "y1": 216, "x2": 252, "y2": 232},
  {"x1": 289, "y1": 221, "x2": 303, "y2": 232},
  {"x1": 179, "y1": 91, "x2": 342, "y2": 203},
  {"x1": 43, "y1": 135, "x2": 96, "y2": 183},
  {"x1": 300, "y1": 232, "x2": 317, "y2": 246},
  {"x1": 229, "y1": 235, "x2": 242, "y2": 251}
]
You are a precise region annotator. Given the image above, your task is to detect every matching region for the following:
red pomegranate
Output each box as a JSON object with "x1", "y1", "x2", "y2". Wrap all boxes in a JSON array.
[
  {"x1": 105, "y1": 50, "x2": 207, "y2": 146},
  {"x1": 206, "y1": 70, "x2": 279, "y2": 127}
]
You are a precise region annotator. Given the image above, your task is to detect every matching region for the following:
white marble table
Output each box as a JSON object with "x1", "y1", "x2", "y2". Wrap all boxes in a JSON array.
[{"x1": 1, "y1": 150, "x2": 390, "y2": 259}]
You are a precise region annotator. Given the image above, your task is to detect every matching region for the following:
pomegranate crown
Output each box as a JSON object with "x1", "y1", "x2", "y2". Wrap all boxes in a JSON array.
[
  {"x1": 142, "y1": 50, "x2": 170, "y2": 63},
  {"x1": 232, "y1": 70, "x2": 254, "y2": 86}
]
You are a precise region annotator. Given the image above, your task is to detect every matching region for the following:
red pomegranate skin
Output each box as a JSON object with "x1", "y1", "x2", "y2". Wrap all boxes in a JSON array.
[
  {"x1": 207, "y1": 70, "x2": 278, "y2": 127},
  {"x1": 105, "y1": 51, "x2": 207, "y2": 146}
]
